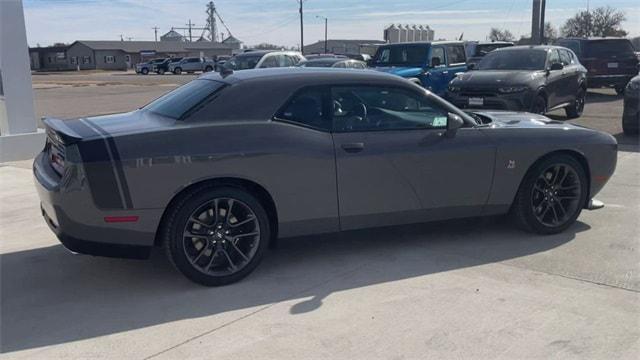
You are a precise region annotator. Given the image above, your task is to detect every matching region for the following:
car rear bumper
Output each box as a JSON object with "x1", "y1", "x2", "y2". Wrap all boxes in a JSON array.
[
  {"x1": 587, "y1": 74, "x2": 634, "y2": 88},
  {"x1": 33, "y1": 152, "x2": 158, "y2": 259}
]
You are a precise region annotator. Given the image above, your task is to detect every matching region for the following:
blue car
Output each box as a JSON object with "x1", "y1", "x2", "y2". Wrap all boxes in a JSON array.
[{"x1": 370, "y1": 41, "x2": 468, "y2": 96}]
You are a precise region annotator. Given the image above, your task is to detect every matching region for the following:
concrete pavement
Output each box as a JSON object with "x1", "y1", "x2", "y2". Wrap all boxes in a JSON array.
[{"x1": 1, "y1": 148, "x2": 639, "y2": 359}]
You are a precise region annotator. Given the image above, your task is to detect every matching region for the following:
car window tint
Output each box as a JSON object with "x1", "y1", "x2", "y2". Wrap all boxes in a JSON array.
[
  {"x1": 446, "y1": 45, "x2": 466, "y2": 64},
  {"x1": 144, "y1": 79, "x2": 225, "y2": 120},
  {"x1": 430, "y1": 47, "x2": 445, "y2": 67},
  {"x1": 557, "y1": 40, "x2": 581, "y2": 56},
  {"x1": 559, "y1": 50, "x2": 572, "y2": 66},
  {"x1": 276, "y1": 88, "x2": 329, "y2": 130},
  {"x1": 260, "y1": 55, "x2": 279, "y2": 68},
  {"x1": 585, "y1": 40, "x2": 635, "y2": 57},
  {"x1": 334, "y1": 62, "x2": 346, "y2": 68},
  {"x1": 548, "y1": 49, "x2": 560, "y2": 66},
  {"x1": 331, "y1": 86, "x2": 448, "y2": 132}
]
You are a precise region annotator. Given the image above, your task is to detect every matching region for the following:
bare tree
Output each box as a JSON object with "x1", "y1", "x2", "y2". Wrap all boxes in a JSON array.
[
  {"x1": 561, "y1": 6, "x2": 627, "y2": 37},
  {"x1": 544, "y1": 22, "x2": 558, "y2": 42},
  {"x1": 489, "y1": 28, "x2": 515, "y2": 42}
]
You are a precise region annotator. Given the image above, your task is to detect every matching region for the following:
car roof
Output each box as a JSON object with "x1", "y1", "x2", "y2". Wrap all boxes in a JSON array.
[
  {"x1": 200, "y1": 67, "x2": 404, "y2": 86},
  {"x1": 476, "y1": 41, "x2": 513, "y2": 45},
  {"x1": 558, "y1": 37, "x2": 632, "y2": 42},
  {"x1": 494, "y1": 45, "x2": 561, "y2": 52},
  {"x1": 301, "y1": 58, "x2": 345, "y2": 65}
]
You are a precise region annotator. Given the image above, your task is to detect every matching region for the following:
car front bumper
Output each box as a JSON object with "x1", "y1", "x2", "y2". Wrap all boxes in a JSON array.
[
  {"x1": 33, "y1": 151, "x2": 158, "y2": 259},
  {"x1": 446, "y1": 91, "x2": 533, "y2": 112}
]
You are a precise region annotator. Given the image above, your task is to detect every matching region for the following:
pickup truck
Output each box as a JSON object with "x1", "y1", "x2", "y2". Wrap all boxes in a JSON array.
[
  {"x1": 168, "y1": 57, "x2": 215, "y2": 74},
  {"x1": 370, "y1": 41, "x2": 468, "y2": 96}
]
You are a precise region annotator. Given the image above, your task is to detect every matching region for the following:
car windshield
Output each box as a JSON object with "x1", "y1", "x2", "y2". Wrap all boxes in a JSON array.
[
  {"x1": 225, "y1": 54, "x2": 263, "y2": 70},
  {"x1": 298, "y1": 60, "x2": 337, "y2": 67},
  {"x1": 475, "y1": 43, "x2": 512, "y2": 56},
  {"x1": 477, "y1": 49, "x2": 547, "y2": 70},
  {"x1": 150, "y1": 59, "x2": 165, "y2": 64},
  {"x1": 143, "y1": 79, "x2": 225, "y2": 120},
  {"x1": 585, "y1": 40, "x2": 635, "y2": 57},
  {"x1": 372, "y1": 45, "x2": 429, "y2": 67}
]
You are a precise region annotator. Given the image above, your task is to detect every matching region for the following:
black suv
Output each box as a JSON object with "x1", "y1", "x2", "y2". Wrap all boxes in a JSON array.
[
  {"x1": 555, "y1": 37, "x2": 638, "y2": 94},
  {"x1": 465, "y1": 41, "x2": 514, "y2": 66},
  {"x1": 447, "y1": 45, "x2": 588, "y2": 118},
  {"x1": 154, "y1": 57, "x2": 183, "y2": 75}
]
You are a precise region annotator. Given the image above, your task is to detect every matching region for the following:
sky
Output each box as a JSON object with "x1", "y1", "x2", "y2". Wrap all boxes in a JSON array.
[{"x1": 23, "y1": 0, "x2": 640, "y2": 48}]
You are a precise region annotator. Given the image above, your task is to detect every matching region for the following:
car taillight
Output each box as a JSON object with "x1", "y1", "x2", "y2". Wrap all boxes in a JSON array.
[{"x1": 46, "y1": 132, "x2": 66, "y2": 176}]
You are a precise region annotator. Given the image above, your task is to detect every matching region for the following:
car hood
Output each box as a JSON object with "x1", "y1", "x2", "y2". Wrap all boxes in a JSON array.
[
  {"x1": 372, "y1": 66, "x2": 423, "y2": 78},
  {"x1": 472, "y1": 110, "x2": 581, "y2": 129},
  {"x1": 453, "y1": 70, "x2": 544, "y2": 86}
]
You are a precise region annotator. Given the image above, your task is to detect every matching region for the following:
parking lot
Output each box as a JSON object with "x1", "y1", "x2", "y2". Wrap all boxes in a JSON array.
[{"x1": 1, "y1": 71, "x2": 639, "y2": 358}]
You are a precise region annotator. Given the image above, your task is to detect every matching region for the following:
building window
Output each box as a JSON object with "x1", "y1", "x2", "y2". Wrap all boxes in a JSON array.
[
  {"x1": 104, "y1": 55, "x2": 116, "y2": 64},
  {"x1": 83, "y1": 56, "x2": 91, "y2": 64},
  {"x1": 56, "y1": 52, "x2": 66, "y2": 60},
  {"x1": 70, "y1": 56, "x2": 78, "y2": 65},
  {"x1": 125, "y1": 55, "x2": 131, "y2": 62},
  {"x1": 48, "y1": 57, "x2": 52, "y2": 63}
]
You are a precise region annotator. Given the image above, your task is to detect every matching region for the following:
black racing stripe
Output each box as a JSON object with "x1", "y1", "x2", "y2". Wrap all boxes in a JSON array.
[
  {"x1": 105, "y1": 136, "x2": 133, "y2": 209},
  {"x1": 79, "y1": 140, "x2": 124, "y2": 209},
  {"x1": 65, "y1": 118, "x2": 101, "y2": 138},
  {"x1": 86, "y1": 121, "x2": 134, "y2": 209}
]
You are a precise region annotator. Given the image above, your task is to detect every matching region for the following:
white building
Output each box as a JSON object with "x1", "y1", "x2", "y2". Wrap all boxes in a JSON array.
[{"x1": 384, "y1": 24, "x2": 435, "y2": 43}]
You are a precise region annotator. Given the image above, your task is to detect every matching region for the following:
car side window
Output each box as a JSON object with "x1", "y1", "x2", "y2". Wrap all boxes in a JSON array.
[
  {"x1": 430, "y1": 47, "x2": 445, "y2": 67},
  {"x1": 260, "y1": 55, "x2": 279, "y2": 68},
  {"x1": 445, "y1": 45, "x2": 466, "y2": 65},
  {"x1": 331, "y1": 86, "x2": 449, "y2": 132},
  {"x1": 334, "y1": 61, "x2": 346, "y2": 68},
  {"x1": 559, "y1": 50, "x2": 572, "y2": 66},
  {"x1": 275, "y1": 88, "x2": 329, "y2": 131},
  {"x1": 548, "y1": 49, "x2": 560, "y2": 67}
]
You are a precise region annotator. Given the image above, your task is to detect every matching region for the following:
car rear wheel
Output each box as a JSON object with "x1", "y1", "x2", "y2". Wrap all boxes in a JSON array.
[
  {"x1": 531, "y1": 94, "x2": 547, "y2": 115},
  {"x1": 173, "y1": 67, "x2": 182, "y2": 75},
  {"x1": 204, "y1": 66, "x2": 213, "y2": 72},
  {"x1": 511, "y1": 155, "x2": 587, "y2": 234},
  {"x1": 163, "y1": 187, "x2": 270, "y2": 286},
  {"x1": 141, "y1": 68, "x2": 149, "y2": 75},
  {"x1": 565, "y1": 87, "x2": 586, "y2": 119}
]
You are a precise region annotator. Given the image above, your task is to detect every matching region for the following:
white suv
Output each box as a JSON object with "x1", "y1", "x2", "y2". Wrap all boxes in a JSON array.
[{"x1": 224, "y1": 50, "x2": 305, "y2": 70}]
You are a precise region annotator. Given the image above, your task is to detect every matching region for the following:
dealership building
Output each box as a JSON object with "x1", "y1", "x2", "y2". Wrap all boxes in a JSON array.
[{"x1": 29, "y1": 38, "x2": 241, "y2": 71}]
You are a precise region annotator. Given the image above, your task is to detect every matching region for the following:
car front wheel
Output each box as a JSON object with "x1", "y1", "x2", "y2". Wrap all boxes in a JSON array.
[
  {"x1": 204, "y1": 66, "x2": 213, "y2": 72},
  {"x1": 163, "y1": 186, "x2": 270, "y2": 286},
  {"x1": 141, "y1": 68, "x2": 149, "y2": 75},
  {"x1": 157, "y1": 68, "x2": 165, "y2": 75},
  {"x1": 530, "y1": 94, "x2": 547, "y2": 115},
  {"x1": 511, "y1": 155, "x2": 587, "y2": 234},
  {"x1": 173, "y1": 67, "x2": 182, "y2": 75}
]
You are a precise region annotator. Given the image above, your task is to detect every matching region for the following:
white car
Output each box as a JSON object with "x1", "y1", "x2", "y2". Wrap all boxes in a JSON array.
[{"x1": 224, "y1": 50, "x2": 305, "y2": 70}]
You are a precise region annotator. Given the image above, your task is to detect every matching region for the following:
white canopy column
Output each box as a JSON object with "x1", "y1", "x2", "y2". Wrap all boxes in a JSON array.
[{"x1": 0, "y1": 0, "x2": 46, "y2": 162}]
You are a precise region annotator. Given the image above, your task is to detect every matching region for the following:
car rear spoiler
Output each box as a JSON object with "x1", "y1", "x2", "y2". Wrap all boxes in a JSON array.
[{"x1": 42, "y1": 117, "x2": 83, "y2": 144}]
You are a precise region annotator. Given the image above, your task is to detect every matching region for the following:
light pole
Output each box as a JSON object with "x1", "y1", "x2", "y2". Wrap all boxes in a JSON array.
[{"x1": 316, "y1": 15, "x2": 328, "y2": 54}]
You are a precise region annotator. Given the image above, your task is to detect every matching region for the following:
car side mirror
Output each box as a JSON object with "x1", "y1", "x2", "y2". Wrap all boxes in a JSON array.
[
  {"x1": 549, "y1": 62, "x2": 563, "y2": 71},
  {"x1": 446, "y1": 113, "x2": 464, "y2": 138},
  {"x1": 467, "y1": 63, "x2": 476, "y2": 70},
  {"x1": 431, "y1": 57, "x2": 442, "y2": 67}
]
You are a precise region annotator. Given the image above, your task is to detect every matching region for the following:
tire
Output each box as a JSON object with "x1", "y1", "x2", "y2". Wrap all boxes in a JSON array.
[
  {"x1": 511, "y1": 154, "x2": 588, "y2": 235},
  {"x1": 163, "y1": 186, "x2": 270, "y2": 286},
  {"x1": 623, "y1": 121, "x2": 639, "y2": 135},
  {"x1": 204, "y1": 66, "x2": 213, "y2": 72},
  {"x1": 173, "y1": 67, "x2": 182, "y2": 75},
  {"x1": 141, "y1": 67, "x2": 149, "y2": 75},
  {"x1": 157, "y1": 68, "x2": 165, "y2": 75},
  {"x1": 565, "y1": 87, "x2": 586, "y2": 119},
  {"x1": 615, "y1": 85, "x2": 625, "y2": 95},
  {"x1": 530, "y1": 94, "x2": 547, "y2": 115}
]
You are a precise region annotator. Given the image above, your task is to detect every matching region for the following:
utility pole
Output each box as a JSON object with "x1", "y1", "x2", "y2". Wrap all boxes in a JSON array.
[
  {"x1": 531, "y1": 0, "x2": 541, "y2": 44},
  {"x1": 119, "y1": 34, "x2": 124, "y2": 42},
  {"x1": 586, "y1": 0, "x2": 591, "y2": 36},
  {"x1": 539, "y1": 0, "x2": 546, "y2": 44},
  {"x1": 186, "y1": 19, "x2": 194, "y2": 42},
  {"x1": 299, "y1": 0, "x2": 304, "y2": 54},
  {"x1": 316, "y1": 15, "x2": 328, "y2": 53},
  {"x1": 152, "y1": 26, "x2": 159, "y2": 42}
]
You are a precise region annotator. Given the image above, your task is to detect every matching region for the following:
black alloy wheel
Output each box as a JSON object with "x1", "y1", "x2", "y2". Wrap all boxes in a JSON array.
[
  {"x1": 531, "y1": 95, "x2": 547, "y2": 115},
  {"x1": 164, "y1": 187, "x2": 270, "y2": 286},
  {"x1": 512, "y1": 155, "x2": 587, "y2": 234},
  {"x1": 565, "y1": 88, "x2": 586, "y2": 118}
]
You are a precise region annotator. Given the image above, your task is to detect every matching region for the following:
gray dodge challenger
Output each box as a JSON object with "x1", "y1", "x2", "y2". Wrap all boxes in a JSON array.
[{"x1": 34, "y1": 68, "x2": 617, "y2": 286}]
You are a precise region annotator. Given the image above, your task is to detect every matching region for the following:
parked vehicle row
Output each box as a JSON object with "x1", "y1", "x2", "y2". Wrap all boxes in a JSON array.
[{"x1": 136, "y1": 57, "x2": 215, "y2": 75}]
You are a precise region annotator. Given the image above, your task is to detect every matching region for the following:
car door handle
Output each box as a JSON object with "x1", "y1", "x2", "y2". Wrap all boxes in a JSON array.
[{"x1": 341, "y1": 142, "x2": 365, "y2": 153}]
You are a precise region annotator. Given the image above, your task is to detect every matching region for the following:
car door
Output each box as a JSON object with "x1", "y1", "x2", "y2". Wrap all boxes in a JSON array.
[
  {"x1": 558, "y1": 49, "x2": 580, "y2": 103},
  {"x1": 545, "y1": 49, "x2": 565, "y2": 108},
  {"x1": 427, "y1": 46, "x2": 448, "y2": 95},
  {"x1": 331, "y1": 84, "x2": 495, "y2": 230}
]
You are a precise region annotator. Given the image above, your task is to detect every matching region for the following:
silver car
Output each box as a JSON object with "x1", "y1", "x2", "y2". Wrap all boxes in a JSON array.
[{"x1": 168, "y1": 57, "x2": 215, "y2": 75}]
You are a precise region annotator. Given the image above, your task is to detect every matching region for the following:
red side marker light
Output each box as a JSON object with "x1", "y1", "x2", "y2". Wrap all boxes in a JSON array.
[
  {"x1": 104, "y1": 216, "x2": 139, "y2": 223},
  {"x1": 593, "y1": 175, "x2": 608, "y2": 184}
]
